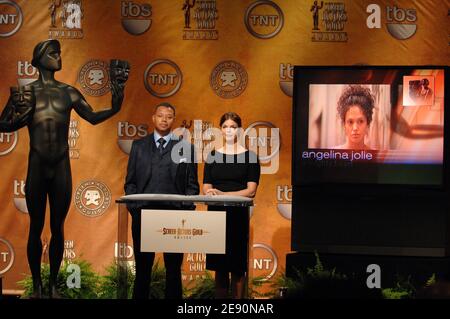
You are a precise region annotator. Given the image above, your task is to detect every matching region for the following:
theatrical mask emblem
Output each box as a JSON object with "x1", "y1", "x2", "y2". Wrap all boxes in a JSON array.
[
  {"x1": 220, "y1": 71, "x2": 237, "y2": 87},
  {"x1": 110, "y1": 59, "x2": 131, "y2": 89},
  {"x1": 10, "y1": 85, "x2": 35, "y2": 118},
  {"x1": 88, "y1": 70, "x2": 104, "y2": 85}
]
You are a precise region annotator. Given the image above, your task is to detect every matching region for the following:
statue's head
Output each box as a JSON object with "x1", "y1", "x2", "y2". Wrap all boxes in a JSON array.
[{"x1": 32, "y1": 39, "x2": 61, "y2": 71}]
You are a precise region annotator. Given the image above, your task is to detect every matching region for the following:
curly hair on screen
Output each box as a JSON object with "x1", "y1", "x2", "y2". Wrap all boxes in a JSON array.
[{"x1": 337, "y1": 85, "x2": 375, "y2": 125}]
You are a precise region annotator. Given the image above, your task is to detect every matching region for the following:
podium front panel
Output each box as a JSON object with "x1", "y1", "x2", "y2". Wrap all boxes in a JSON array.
[{"x1": 140, "y1": 210, "x2": 226, "y2": 254}]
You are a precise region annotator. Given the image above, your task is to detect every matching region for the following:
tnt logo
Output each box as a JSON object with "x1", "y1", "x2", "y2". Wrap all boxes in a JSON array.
[
  {"x1": 117, "y1": 121, "x2": 149, "y2": 154},
  {"x1": 251, "y1": 243, "x2": 278, "y2": 281},
  {"x1": 0, "y1": 131, "x2": 18, "y2": 156},
  {"x1": 144, "y1": 59, "x2": 183, "y2": 98},
  {"x1": 0, "y1": 0, "x2": 23, "y2": 37},
  {"x1": 366, "y1": 4, "x2": 417, "y2": 40},
  {"x1": 0, "y1": 238, "x2": 15, "y2": 276},
  {"x1": 245, "y1": 121, "x2": 280, "y2": 174},
  {"x1": 245, "y1": 0, "x2": 284, "y2": 39}
]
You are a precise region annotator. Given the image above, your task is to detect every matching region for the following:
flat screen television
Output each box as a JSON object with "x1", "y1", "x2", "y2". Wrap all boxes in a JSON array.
[{"x1": 293, "y1": 66, "x2": 448, "y2": 188}]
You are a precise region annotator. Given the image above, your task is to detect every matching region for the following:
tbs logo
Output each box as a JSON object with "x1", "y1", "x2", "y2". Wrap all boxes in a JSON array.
[
  {"x1": 17, "y1": 61, "x2": 38, "y2": 86},
  {"x1": 121, "y1": 1, "x2": 152, "y2": 35},
  {"x1": 366, "y1": 4, "x2": 417, "y2": 40},
  {"x1": 13, "y1": 179, "x2": 28, "y2": 213},
  {"x1": 117, "y1": 121, "x2": 149, "y2": 154}
]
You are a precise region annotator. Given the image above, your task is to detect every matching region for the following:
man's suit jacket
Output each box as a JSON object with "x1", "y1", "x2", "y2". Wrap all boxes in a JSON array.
[{"x1": 124, "y1": 133, "x2": 199, "y2": 212}]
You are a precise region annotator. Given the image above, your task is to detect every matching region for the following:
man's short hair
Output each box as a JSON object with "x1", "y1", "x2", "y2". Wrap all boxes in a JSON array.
[{"x1": 154, "y1": 102, "x2": 176, "y2": 116}]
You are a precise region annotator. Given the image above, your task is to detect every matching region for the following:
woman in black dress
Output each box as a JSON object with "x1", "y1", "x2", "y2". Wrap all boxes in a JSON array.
[{"x1": 203, "y1": 112, "x2": 261, "y2": 299}]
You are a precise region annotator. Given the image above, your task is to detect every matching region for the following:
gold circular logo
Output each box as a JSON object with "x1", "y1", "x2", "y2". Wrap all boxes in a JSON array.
[
  {"x1": 144, "y1": 59, "x2": 183, "y2": 98},
  {"x1": 210, "y1": 60, "x2": 248, "y2": 99},
  {"x1": 0, "y1": 238, "x2": 15, "y2": 275},
  {"x1": 0, "y1": 131, "x2": 18, "y2": 156},
  {"x1": 251, "y1": 243, "x2": 278, "y2": 281},
  {"x1": 78, "y1": 60, "x2": 111, "y2": 96},
  {"x1": 0, "y1": 1, "x2": 23, "y2": 38},
  {"x1": 74, "y1": 180, "x2": 111, "y2": 217}
]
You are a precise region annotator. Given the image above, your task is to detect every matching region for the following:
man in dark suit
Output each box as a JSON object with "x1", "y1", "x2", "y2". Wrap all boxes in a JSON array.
[{"x1": 124, "y1": 102, "x2": 199, "y2": 299}]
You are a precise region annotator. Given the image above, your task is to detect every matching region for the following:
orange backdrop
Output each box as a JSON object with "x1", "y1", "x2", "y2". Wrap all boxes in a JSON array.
[{"x1": 0, "y1": 0, "x2": 448, "y2": 294}]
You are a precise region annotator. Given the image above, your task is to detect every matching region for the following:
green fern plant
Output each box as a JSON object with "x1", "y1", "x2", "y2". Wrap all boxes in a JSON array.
[
  {"x1": 184, "y1": 271, "x2": 216, "y2": 299},
  {"x1": 425, "y1": 273, "x2": 436, "y2": 287},
  {"x1": 97, "y1": 261, "x2": 135, "y2": 299},
  {"x1": 18, "y1": 259, "x2": 100, "y2": 299},
  {"x1": 148, "y1": 260, "x2": 166, "y2": 299}
]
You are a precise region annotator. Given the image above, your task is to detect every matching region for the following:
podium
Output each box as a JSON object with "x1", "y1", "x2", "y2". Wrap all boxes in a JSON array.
[{"x1": 115, "y1": 194, "x2": 253, "y2": 299}]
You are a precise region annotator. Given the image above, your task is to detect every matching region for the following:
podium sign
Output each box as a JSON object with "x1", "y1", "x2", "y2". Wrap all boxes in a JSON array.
[{"x1": 141, "y1": 210, "x2": 226, "y2": 254}]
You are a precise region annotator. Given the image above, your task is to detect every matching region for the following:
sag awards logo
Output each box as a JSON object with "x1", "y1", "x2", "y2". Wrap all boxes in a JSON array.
[
  {"x1": 182, "y1": 0, "x2": 218, "y2": 40},
  {"x1": 0, "y1": 238, "x2": 15, "y2": 276},
  {"x1": 117, "y1": 121, "x2": 149, "y2": 154},
  {"x1": 276, "y1": 185, "x2": 291, "y2": 220},
  {"x1": 49, "y1": 0, "x2": 84, "y2": 39},
  {"x1": 192, "y1": 119, "x2": 214, "y2": 157},
  {"x1": 244, "y1": 0, "x2": 284, "y2": 39},
  {"x1": 310, "y1": 1, "x2": 348, "y2": 42},
  {"x1": 182, "y1": 253, "x2": 207, "y2": 282},
  {"x1": 144, "y1": 59, "x2": 183, "y2": 98},
  {"x1": 158, "y1": 218, "x2": 209, "y2": 240},
  {"x1": 279, "y1": 62, "x2": 293, "y2": 97},
  {"x1": 74, "y1": 180, "x2": 111, "y2": 217},
  {"x1": 366, "y1": 4, "x2": 417, "y2": 40},
  {"x1": 121, "y1": 1, "x2": 152, "y2": 35},
  {"x1": 0, "y1": 0, "x2": 23, "y2": 38},
  {"x1": 63, "y1": 240, "x2": 76, "y2": 261},
  {"x1": 69, "y1": 119, "x2": 80, "y2": 159},
  {"x1": 251, "y1": 243, "x2": 278, "y2": 281},
  {"x1": 13, "y1": 179, "x2": 28, "y2": 213},
  {"x1": 78, "y1": 60, "x2": 111, "y2": 97},
  {"x1": 17, "y1": 60, "x2": 38, "y2": 86},
  {"x1": 210, "y1": 60, "x2": 248, "y2": 99},
  {"x1": 245, "y1": 121, "x2": 280, "y2": 174},
  {"x1": 0, "y1": 131, "x2": 18, "y2": 156}
]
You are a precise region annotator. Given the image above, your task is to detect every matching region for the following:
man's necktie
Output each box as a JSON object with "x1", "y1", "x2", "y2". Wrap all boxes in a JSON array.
[{"x1": 158, "y1": 137, "x2": 166, "y2": 154}]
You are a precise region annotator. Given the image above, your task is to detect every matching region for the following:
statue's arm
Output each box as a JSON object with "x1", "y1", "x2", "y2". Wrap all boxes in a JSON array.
[{"x1": 71, "y1": 84, "x2": 123, "y2": 125}]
